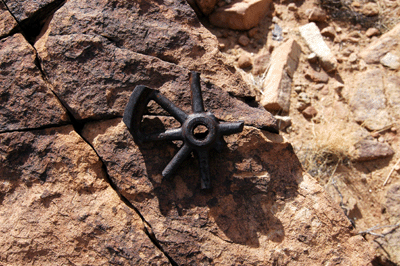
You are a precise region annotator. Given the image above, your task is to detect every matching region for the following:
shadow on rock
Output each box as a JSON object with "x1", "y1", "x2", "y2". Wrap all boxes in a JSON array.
[{"x1": 136, "y1": 117, "x2": 302, "y2": 247}]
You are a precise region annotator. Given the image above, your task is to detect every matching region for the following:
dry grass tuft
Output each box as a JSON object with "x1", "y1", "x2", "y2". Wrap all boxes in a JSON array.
[{"x1": 297, "y1": 116, "x2": 359, "y2": 183}]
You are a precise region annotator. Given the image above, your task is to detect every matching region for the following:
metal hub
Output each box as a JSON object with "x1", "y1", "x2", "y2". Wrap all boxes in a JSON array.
[{"x1": 123, "y1": 71, "x2": 244, "y2": 189}]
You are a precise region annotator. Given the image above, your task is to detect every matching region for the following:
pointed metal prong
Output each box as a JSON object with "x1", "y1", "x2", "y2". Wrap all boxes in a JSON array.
[
  {"x1": 190, "y1": 71, "x2": 205, "y2": 113},
  {"x1": 144, "y1": 128, "x2": 183, "y2": 142},
  {"x1": 219, "y1": 121, "x2": 244, "y2": 135},
  {"x1": 152, "y1": 91, "x2": 188, "y2": 124},
  {"x1": 196, "y1": 150, "x2": 211, "y2": 189},
  {"x1": 162, "y1": 144, "x2": 192, "y2": 179}
]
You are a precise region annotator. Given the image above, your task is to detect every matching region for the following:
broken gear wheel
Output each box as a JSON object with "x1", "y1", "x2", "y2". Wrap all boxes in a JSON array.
[{"x1": 123, "y1": 72, "x2": 244, "y2": 189}]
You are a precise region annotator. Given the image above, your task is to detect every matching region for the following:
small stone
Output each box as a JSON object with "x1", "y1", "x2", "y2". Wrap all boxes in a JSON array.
[
  {"x1": 348, "y1": 53, "x2": 358, "y2": 63},
  {"x1": 294, "y1": 86, "x2": 303, "y2": 93},
  {"x1": 321, "y1": 26, "x2": 336, "y2": 39},
  {"x1": 380, "y1": 52, "x2": 400, "y2": 70},
  {"x1": 298, "y1": 92, "x2": 311, "y2": 104},
  {"x1": 248, "y1": 27, "x2": 259, "y2": 37},
  {"x1": 302, "y1": 106, "x2": 318, "y2": 118},
  {"x1": 371, "y1": 132, "x2": 380, "y2": 138},
  {"x1": 391, "y1": 127, "x2": 397, "y2": 132},
  {"x1": 311, "y1": 83, "x2": 325, "y2": 91},
  {"x1": 218, "y1": 43, "x2": 226, "y2": 50},
  {"x1": 362, "y1": 2, "x2": 379, "y2": 16},
  {"x1": 365, "y1": 28, "x2": 380, "y2": 37},
  {"x1": 306, "y1": 7, "x2": 327, "y2": 22},
  {"x1": 238, "y1": 35, "x2": 250, "y2": 46},
  {"x1": 288, "y1": 3, "x2": 297, "y2": 11},
  {"x1": 305, "y1": 68, "x2": 329, "y2": 83},
  {"x1": 352, "y1": 1, "x2": 361, "y2": 8},
  {"x1": 378, "y1": 136, "x2": 385, "y2": 143},
  {"x1": 237, "y1": 53, "x2": 253, "y2": 68},
  {"x1": 395, "y1": 165, "x2": 400, "y2": 171}
]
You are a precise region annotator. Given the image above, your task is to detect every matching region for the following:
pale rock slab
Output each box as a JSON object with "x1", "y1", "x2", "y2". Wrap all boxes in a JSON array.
[
  {"x1": 348, "y1": 69, "x2": 392, "y2": 131},
  {"x1": 260, "y1": 38, "x2": 301, "y2": 112},
  {"x1": 360, "y1": 22, "x2": 400, "y2": 64},
  {"x1": 209, "y1": 0, "x2": 272, "y2": 30},
  {"x1": 385, "y1": 74, "x2": 400, "y2": 119},
  {"x1": 299, "y1": 22, "x2": 338, "y2": 72}
]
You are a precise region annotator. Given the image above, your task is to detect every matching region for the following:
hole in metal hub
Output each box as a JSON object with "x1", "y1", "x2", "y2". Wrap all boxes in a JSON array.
[{"x1": 193, "y1": 124, "x2": 209, "y2": 140}]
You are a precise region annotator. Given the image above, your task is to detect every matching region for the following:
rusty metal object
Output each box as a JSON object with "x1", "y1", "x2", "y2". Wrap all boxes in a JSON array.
[{"x1": 123, "y1": 72, "x2": 244, "y2": 189}]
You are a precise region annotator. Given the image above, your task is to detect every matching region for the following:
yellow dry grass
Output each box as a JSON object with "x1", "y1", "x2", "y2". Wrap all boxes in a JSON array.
[{"x1": 298, "y1": 116, "x2": 359, "y2": 183}]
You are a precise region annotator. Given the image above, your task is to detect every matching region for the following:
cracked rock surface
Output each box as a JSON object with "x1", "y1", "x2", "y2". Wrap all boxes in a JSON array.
[{"x1": 0, "y1": 0, "x2": 375, "y2": 265}]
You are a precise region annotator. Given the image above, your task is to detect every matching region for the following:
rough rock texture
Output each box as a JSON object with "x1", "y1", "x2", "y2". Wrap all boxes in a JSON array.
[
  {"x1": 299, "y1": 22, "x2": 338, "y2": 72},
  {"x1": 0, "y1": 33, "x2": 69, "y2": 132},
  {"x1": 82, "y1": 119, "x2": 373, "y2": 265},
  {"x1": 34, "y1": 0, "x2": 251, "y2": 98},
  {"x1": 0, "y1": 0, "x2": 378, "y2": 264},
  {"x1": 386, "y1": 74, "x2": 400, "y2": 118},
  {"x1": 261, "y1": 39, "x2": 301, "y2": 112},
  {"x1": 0, "y1": 126, "x2": 170, "y2": 265},
  {"x1": 0, "y1": 0, "x2": 17, "y2": 38},
  {"x1": 360, "y1": 22, "x2": 400, "y2": 64},
  {"x1": 347, "y1": 69, "x2": 392, "y2": 131},
  {"x1": 209, "y1": 0, "x2": 272, "y2": 30},
  {"x1": 35, "y1": 3, "x2": 277, "y2": 130},
  {"x1": 378, "y1": 184, "x2": 400, "y2": 264},
  {"x1": 353, "y1": 139, "x2": 395, "y2": 161}
]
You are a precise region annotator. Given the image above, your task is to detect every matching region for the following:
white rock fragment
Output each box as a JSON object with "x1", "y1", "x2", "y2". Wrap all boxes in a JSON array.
[
  {"x1": 299, "y1": 22, "x2": 338, "y2": 72},
  {"x1": 380, "y1": 52, "x2": 400, "y2": 70}
]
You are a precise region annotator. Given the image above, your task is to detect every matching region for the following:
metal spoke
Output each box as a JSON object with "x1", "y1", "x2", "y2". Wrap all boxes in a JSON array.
[
  {"x1": 162, "y1": 144, "x2": 192, "y2": 179},
  {"x1": 190, "y1": 71, "x2": 205, "y2": 113},
  {"x1": 152, "y1": 91, "x2": 188, "y2": 124},
  {"x1": 196, "y1": 150, "x2": 211, "y2": 189},
  {"x1": 219, "y1": 122, "x2": 244, "y2": 135},
  {"x1": 143, "y1": 128, "x2": 183, "y2": 142}
]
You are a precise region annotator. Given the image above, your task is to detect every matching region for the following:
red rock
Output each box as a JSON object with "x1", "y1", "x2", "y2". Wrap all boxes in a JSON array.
[
  {"x1": 302, "y1": 105, "x2": 318, "y2": 118},
  {"x1": 306, "y1": 7, "x2": 327, "y2": 22},
  {"x1": 362, "y1": 2, "x2": 379, "y2": 16},
  {"x1": 237, "y1": 53, "x2": 253, "y2": 68},
  {"x1": 0, "y1": 1, "x2": 17, "y2": 38},
  {"x1": 305, "y1": 68, "x2": 330, "y2": 83},
  {"x1": 238, "y1": 34, "x2": 250, "y2": 46},
  {"x1": 195, "y1": 0, "x2": 218, "y2": 15},
  {"x1": 365, "y1": 27, "x2": 380, "y2": 37},
  {"x1": 82, "y1": 119, "x2": 374, "y2": 265},
  {"x1": 0, "y1": 126, "x2": 171, "y2": 265},
  {"x1": 209, "y1": 0, "x2": 272, "y2": 30},
  {"x1": 261, "y1": 39, "x2": 301, "y2": 112},
  {"x1": 0, "y1": 34, "x2": 69, "y2": 132}
]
